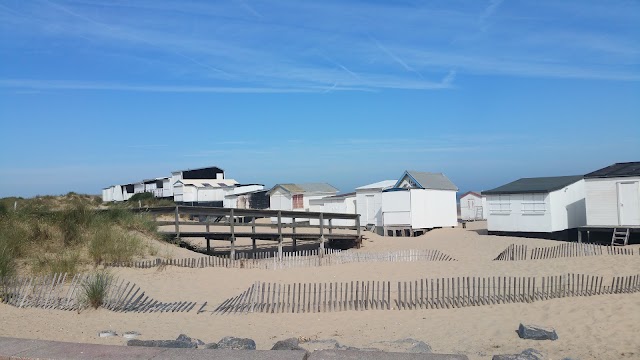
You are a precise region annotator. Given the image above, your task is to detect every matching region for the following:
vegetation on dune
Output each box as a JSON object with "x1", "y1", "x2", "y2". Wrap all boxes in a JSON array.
[
  {"x1": 0, "y1": 193, "x2": 161, "y2": 277},
  {"x1": 80, "y1": 270, "x2": 114, "y2": 309}
]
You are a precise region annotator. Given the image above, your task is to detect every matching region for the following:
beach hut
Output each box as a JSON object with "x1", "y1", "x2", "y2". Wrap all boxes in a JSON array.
[
  {"x1": 355, "y1": 180, "x2": 396, "y2": 231},
  {"x1": 582, "y1": 162, "x2": 640, "y2": 245},
  {"x1": 381, "y1": 171, "x2": 458, "y2": 236},
  {"x1": 268, "y1": 183, "x2": 339, "y2": 212},
  {"x1": 223, "y1": 184, "x2": 267, "y2": 209},
  {"x1": 482, "y1": 175, "x2": 586, "y2": 240},
  {"x1": 309, "y1": 193, "x2": 357, "y2": 227},
  {"x1": 173, "y1": 179, "x2": 239, "y2": 206},
  {"x1": 460, "y1": 191, "x2": 486, "y2": 221}
]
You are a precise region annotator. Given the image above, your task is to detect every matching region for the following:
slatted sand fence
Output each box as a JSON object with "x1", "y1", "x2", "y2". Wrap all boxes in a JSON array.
[
  {"x1": 212, "y1": 273, "x2": 640, "y2": 315},
  {"x1": 105, "y1": 248, "x2": 457, "y2": 270},
  {"x1": 0, "y1": 273, "x2": 199, "y2": 313},
  {"x1": 494, "y1": 242, "x2": 635, "y2": 261}
]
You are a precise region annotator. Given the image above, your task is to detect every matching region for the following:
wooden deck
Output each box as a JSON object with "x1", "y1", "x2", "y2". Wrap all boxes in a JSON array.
[{"x1": 140, "y1": 205, "x2": 362, "y2": 257}]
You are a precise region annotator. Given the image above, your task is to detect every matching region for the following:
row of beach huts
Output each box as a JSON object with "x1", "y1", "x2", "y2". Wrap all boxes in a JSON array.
[{"x1": 102, "y1": 162, "x2": 640, "y2": 242}]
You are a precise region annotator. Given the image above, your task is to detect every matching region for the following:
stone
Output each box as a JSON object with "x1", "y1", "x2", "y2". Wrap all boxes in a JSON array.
[
  {"x1": 216, "y1": 336, "x2": 256, "y2": 350},
  {"x1": 175, "y1": 334, "x2": 205, "y2": 347},
  {"x1": 375, "y1": 338, "x2": 432, "y2": 353},
  {"x1": 271, "y1": 338, "x2": 305, "y2": 351},
  {"x1": 202, "y1": 343, "x2": 219, "y2": 349},
  {"x1": 122, "y1": 331, "x2": 140, "y2": 339},
  {"x1": 493, "y1": 348, "x2": 545, "y2": 360},
  {"x1": 98, "y1": 330, "x2": 117, "y2": 338},
  {"x1": 126, "y1": 339, "x2": 196, "y2": 348},
  {"x1": 518, "y1": 324, "x2": 558, "y2": 341}
]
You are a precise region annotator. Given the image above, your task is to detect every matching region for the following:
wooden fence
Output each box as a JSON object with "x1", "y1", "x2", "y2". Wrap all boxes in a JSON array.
[
  {"x1": 0, "y1": 273, "x2": 198, "y2": 313},
  {"x1": 494, "y1": 242, "x2": 636, "y2": 261},
  {"x1": 212, "y1": 273, "x2": 640, "y2": 314},
  {"x1": 104, "y1": 249, "x2": 457, "y2": 270}
]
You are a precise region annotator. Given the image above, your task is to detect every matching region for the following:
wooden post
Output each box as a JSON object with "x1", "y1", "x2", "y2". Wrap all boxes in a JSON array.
[
  {"x1": 174, "y1": 206, "x2": 180, "y2": 240},
  {"x1": 206, "y1": 238, "x2": 211, "y2": 254},
  {"x1": 328, "y1": 218, "x2": 333, "y2": 235},
  {"x1": 292, "y1": 217, "x2": 297, "y2": 252},
  {"x1": 277, "y1": 211, "x2": 283, "y2": 260},
  {"x1": 356, "y1": 214, "x2": 361, "y2": 240},
  {"x1": 230, "y1": 209, "x2": 236, "y2": 260},
  {"x1": 319, "y1": 213, "x2": 325, "y2": 256}
]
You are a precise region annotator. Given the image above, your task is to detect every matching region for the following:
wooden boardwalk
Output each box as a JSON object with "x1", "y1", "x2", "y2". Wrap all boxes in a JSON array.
[
  {"x1": 0, "y1": 273, "x2": 199, "y2": 313},
  {"x1": 211, "y1": 273, "x2": 640, "y2": 314},
  {"x1": 494, "y1": 242, "x2": 636, "y2": 261}
]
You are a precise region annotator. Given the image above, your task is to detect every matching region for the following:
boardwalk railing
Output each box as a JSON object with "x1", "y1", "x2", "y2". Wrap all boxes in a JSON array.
[
  {"x1": 494, "y1": 242, "x2": 635, "y2": 261},
  {"x1": 0, "y1": 273, "x2": 198, "y2": 313},
  {"x1": 104, "y1": 249, "x2": 457, "y2": 270},
  {"x1": 212, "y1": 273, "x2": 640, "y2": 314}
]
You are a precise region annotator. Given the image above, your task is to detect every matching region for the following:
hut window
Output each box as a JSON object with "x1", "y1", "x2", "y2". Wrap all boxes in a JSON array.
[
  {"x1": 293, "y1": 194, "x2": 304, "y2": 209},
  {"x1": 521, "y1": 194, "x2": 546, "y2": 214},
  {"x1": 489, "y1": 195, "x2": 511, "y2": 214}
]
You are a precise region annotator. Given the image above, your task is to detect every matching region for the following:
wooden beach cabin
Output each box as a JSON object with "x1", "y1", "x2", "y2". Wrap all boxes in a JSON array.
[
  {"x1": 580, "y1": 162, "x2": 640, "y2": 245},
  {"x1": 355, "y1": 180, "x2": 396, "y2": 233},
  {"x1": 483, "y1": 175, "x2": 586, "y2": 241},
  {"x1": 460, "y1": 191, "x2": 486, "y2": 221},
  {"x1": 173, "y1": 179, "x2": 239, "y2": 207},
  {"x1": 268, "y1": 183, "x2": 339, "y2": 212},
  {"x1": 381, "y1": 171, "x2": 458, "y2": 236},
  {"x1": 309, "y1": 192, "x2": 357, "y2": 227}
]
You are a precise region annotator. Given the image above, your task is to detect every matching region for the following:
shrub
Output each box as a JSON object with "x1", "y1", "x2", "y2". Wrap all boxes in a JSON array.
[
  {"x1": 129, "y1": 192, "x2": 154, "y2": 202},
  {"x1": 0, "y1": 243, "x2": 15, "y2": 280},
  {"x1": 88, "y1": 226, "x2": 145, "y2": 265},
  {"x1": 81, "y1": 271, "x2": 113, "y2": 309},
  {"x1": 32, "y1": 251, "x2": 81, "y2": 275}
]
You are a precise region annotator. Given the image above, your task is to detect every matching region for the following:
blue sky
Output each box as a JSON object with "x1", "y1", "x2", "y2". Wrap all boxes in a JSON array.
[{"x1": 0, "y1": 0, "x2": 638, "y2": 197}]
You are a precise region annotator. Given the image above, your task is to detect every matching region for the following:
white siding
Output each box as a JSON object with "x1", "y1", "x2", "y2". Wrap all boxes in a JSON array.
[
  {"x1": 460, "y1": 193, "x2": 484, "y2": 220},
  {"x1": 269, "y1": 189, "x2": 292, "y2": 211},
  {"x1": 134, "y1": 183, "x2": 145, "y2": 194},
  {"x1": 486, "y1": 193, "x2": 553, "y2": 232},
  {"x1": 422, "y1": 189, "x2": 458, "y2": 228},
  {"x1": 162, "y1": 179, "x2": 172, "y2": 198},
  {"x1": 549, "y1": 179, "x2": 586, "y2": 231},
  {"x1": 381, "y1": 191, "x2": 411, "y2": 226},
  {"x1": 586, "y1": 177, "x2": 640, "y2": 226},
  {"x1": 356, "y1": 190, "x2": 384, "y2": 226}
]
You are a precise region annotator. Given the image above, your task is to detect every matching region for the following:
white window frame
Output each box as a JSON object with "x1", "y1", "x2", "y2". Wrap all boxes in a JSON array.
[
  {"x1": 521, "y1": 193, "x2": 546, "y2": 214},
  {"x1": 489, "y1": 195, "x2": 511, "y2": 214}
]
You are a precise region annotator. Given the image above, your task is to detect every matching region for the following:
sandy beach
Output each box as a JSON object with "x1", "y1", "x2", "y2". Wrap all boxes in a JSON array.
[{"x1": 2, "y1": 221, "x2": 639, "y2": 359}]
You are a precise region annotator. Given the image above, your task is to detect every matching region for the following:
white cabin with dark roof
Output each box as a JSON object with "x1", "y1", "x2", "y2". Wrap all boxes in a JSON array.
[
  {"x1": 482, "y1": 175, "x2": 586, "y2": 240},
  {"x1": 584, "y1": 162, "x2": 640, "y2": 227},
  {"x1": 381, "y1": 171, "x2": 458, "y2": 236}
]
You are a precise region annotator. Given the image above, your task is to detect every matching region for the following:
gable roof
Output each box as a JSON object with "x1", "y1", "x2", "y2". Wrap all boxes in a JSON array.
[
  {"x1": 355, "y1": 180, "x2": 397, "y2": 191},
  {"x1": 460, "y1": 191, "x2": 482, "y2": 199},
  {"x1": 584, "y1": 162, "x2": 640, "y2": 179},
  {"x1": 174, "y1": 179, "x2": 238, "y2": 188},
  {"x1": 268, "y1": 183, "x2": 339, "y2": 195},
  {"x1": 395, "y1": 171, "x2": 458, "y2": 191},
  {"x1": 482, "y1": 175, "x2": 583, "y2": 195}
]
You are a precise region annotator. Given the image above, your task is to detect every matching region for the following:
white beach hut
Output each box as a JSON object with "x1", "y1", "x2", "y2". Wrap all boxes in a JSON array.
[
  {"x1": 582, "y1": 162, "x2": 640, "y2": 245},
  {"x1": 355, "y1": 180, "x2": 396, "y2": 230},
  {"x1": 309, "y1": 193, "x2": 357, "y2": 227},
  {"x1": 460, "y1": 191, "x2": 486, "y2": 221},
  {"x1": 268, "y1": 183, "x2": 339, "y2": 211},
  {"x1": 381, "y1": 171, "x2": 458, "y2": 236},
  {"x1": 483, "y1": 175, "x2": 586, "y2": 240}
]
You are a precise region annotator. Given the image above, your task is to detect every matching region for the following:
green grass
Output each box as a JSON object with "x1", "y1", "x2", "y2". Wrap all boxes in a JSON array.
[
  {"x1": 81, "y1": 271, "x2": 113, "y2": 309},
  {"x1": 0, "y1": 195, "x2": 159, "y2": 276}
]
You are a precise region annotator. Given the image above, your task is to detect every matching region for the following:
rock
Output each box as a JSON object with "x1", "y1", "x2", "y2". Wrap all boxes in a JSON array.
[
  {"x1": 375, "y1": 338, "x2": 432, "y2": 353},
  {"x1": 271, "y1": 338, "x2": 305, "y2": 351},
  {"x1": 176, "y1": 334, "x2": 205, "y2": 347},
  {"x1": 203, "y1": 343, "x2": 219, "y2": 349},
  {"x1": 493, "y1": 348, "x2": 545, "y2": 360},
  {"x1": 123, "y1": 331, "x2": 140, "y2": 339},
  {"x1": 98, "y1": 330, "x2": 117, "y2": 338},
  {"x1": 216, "y1": 336, "x2": 256, "y2": 350},
  {"x1": 297, "y1": 338, "x2": 341, "y2": 351},
  {"x1": 127, "y1": 339, "x2": 196, "y2": 348},
  {"x1": 518, "y1": 324, "x2": 558, "y2": 341}
]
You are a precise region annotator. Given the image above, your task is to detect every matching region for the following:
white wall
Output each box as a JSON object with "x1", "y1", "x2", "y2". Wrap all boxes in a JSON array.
[
  {"x1": 309, "y1": 196, "x2": 357, "y2": 226},
  {"x1": 134, "y1": 183, "x2": 145, "y2": 194},
  {"x1": 162, "y1": 178, "x2": 172, "y2": 198},
  {"x1": 422, "y1": 189, "x2": 458, "y2": 228},
  {"x1": 269, "y1": 189, "x2": 292, "y2": 211},
  {"x1": 382, "y1": 191, "x2": 411, "y2": 226},
  {"x1": 586, "y1": 177, "x2": 640, "y2": 226},
  {"x1": 460, "y1": 193, "x2": 484, "y2": 220},
  {"x1": 549, "y1": 179, "x2": 586, "y2": 231},
  {"x1": 356, "y1": 189, "x2": 384, "y2": 226},
  {"x1": 486, "y1": 194, "x2": 552, "y2": 232}
]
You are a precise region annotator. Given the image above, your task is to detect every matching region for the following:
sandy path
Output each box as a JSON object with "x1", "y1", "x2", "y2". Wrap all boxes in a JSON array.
[{"x1": 1, "y1": 222, "x2": 639, "y2": 359}]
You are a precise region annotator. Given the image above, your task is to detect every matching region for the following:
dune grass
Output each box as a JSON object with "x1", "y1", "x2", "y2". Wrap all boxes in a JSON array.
[
  {"x1": 0, "y1": 194, "x2": 159, "y2": 276},
  {"x1": 80, "y1": 270, "x2": 114, "y2": 309}
]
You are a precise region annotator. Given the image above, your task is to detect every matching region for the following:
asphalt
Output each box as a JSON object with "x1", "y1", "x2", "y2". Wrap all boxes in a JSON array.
[{"x1": 0, "y1": 337, "x2": 470, "y2": 360}]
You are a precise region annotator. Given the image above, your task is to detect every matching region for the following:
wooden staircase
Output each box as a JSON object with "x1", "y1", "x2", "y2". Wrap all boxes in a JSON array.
[{"x1": 611, "y1": 228, "x2": 630, "y2": 246}]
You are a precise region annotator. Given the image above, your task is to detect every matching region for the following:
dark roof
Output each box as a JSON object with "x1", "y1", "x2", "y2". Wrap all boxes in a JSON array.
[
  {"x1": 482, "y1": 175, "x2": 583, "y2": 195},
  {"x1": 584, "y1": 162, "x2": 640, "y2": 179},
  {"x1": 395, "y1": 171, "x2": 458, "y2": 191}
]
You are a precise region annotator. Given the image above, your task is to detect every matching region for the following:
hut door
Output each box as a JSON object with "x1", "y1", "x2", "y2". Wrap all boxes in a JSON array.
[
  {"x1": 366, "y1": 195, "x2": 375, "y2": 225},
  {"x1": 618, "y1": 181, "x2": 640, "y2": 225}
]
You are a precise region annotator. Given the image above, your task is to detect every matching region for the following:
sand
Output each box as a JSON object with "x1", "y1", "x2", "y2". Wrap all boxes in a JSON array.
[{"x1": 1, "y1": 221, "x2": 639, "y2": 359}]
